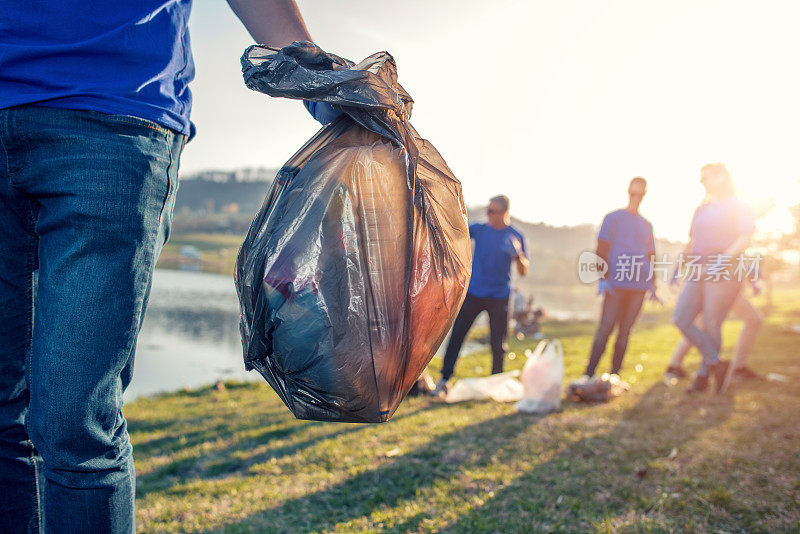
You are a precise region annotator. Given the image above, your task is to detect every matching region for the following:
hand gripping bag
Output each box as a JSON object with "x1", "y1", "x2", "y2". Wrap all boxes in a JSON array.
[{"x1": 234, "y1": 42, "x2": 472, "y2": 423}]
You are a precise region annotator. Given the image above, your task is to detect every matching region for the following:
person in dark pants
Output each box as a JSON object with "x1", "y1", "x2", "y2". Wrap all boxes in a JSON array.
[
  {"x1": 583, "y1": 177, "x2": 657, "y2": 379},
  {"x1": 431, "y1": 195, "x2": 529, "y2": 397},
  {"x1": 584, "y1": 289, "x2": 647, "y2": 377}
]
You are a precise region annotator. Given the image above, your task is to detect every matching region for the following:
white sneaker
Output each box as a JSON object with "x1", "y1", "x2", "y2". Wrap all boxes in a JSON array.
[
  {"x1": 605, "y1": 373, "x2": 630, "y2": 390},
  {"x1": 429, "y1": 378, "x2": 449, "y2": 398}
]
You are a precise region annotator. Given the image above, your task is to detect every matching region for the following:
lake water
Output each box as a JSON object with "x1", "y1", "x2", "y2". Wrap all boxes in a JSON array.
[
  {"x1": 128, "y1": 269, "x2": 590, "y2": 400},
  {"x1": 128, "y1": 269, "x2": 254, "y2": 400}
]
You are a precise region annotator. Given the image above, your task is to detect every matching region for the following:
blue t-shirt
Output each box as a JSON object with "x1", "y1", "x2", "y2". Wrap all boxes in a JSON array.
[
  {"x1": 689, "y1": 197, "x2": 755, "y2": 260},
  {"x1": 0, "y1": 1, "x2": 195, "y2": 137},
  {"x1": 598, "y1": 209, "x2": 656, "y2": 290},
  {"x1": 466, "y1": 223, "x2": 526, "y2": 300}
]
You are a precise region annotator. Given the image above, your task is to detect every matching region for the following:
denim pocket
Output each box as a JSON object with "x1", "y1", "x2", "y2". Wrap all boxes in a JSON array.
[
  {"x1": 100, "y1": 113, "x2": 173, "y2": 136},
  {"x1": 159, "y1": 133, "x2": 186, "y2": 246}
]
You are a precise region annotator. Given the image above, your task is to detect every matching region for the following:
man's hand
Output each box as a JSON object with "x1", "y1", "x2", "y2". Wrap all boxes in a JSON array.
[
  {"x1": 228, "y1": 1, "x2": 340, "y2": 125},
  {"x1": 598, "y1": 279, "x2": 614, "y2": 296},
  {"x1": 303, "y1": 100, "x2": 345, "y2": 125},
  {"x1": 509, "y1": 237, "x2": 529, "y2": 276},
  {"x1": 511, "y1": 237, "x2": 523, "y2": 258}
]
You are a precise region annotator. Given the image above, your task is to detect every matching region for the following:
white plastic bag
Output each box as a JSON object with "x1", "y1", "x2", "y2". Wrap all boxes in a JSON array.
[
  {"x1": 444, "y1": 370, "x2": 523, "y2": 403},
  {"x1": 514, "y1": 339, "x2": 564, "y2": 414}
]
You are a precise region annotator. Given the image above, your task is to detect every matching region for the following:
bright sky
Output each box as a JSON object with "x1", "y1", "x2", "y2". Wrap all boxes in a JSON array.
[{"x1": 184, "y1": 0, "x2": 800, "y2": 241}]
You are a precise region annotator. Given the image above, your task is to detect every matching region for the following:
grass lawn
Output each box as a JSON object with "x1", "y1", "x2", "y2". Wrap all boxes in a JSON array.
[{"x1": 128, "y1": 290, "x2": 800, "y2": 533}]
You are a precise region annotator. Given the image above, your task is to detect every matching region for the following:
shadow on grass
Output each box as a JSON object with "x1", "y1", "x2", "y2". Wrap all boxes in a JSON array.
[
  {"x1": 132, "y1": 411, "x2": 288, "y2": 457},
  {"x1": 205, "y1": 381, "x2": 734, "y2": 532},
  {"x1": 133, "y1": 399, "x2": 450, "y2": 498},
  {"x1": 126, "y1": 384, "x2": 282, "y2": 436},
  {"x1": 437, "y1": 383, "x2": 735, "y2": 532},
  {"x1": 207, "y1": 409, "x2": 549, "y2": 532}
]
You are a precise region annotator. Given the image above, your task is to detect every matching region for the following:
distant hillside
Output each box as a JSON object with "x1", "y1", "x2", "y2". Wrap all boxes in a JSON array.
[{"x1": 168, "y1": 169, "x2": 685, "y2": 317}]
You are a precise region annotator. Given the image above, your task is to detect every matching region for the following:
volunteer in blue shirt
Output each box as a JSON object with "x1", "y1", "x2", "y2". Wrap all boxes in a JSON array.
[
  {"x1": 673, "y1": 163, "x2": 755, "y2": 394},
  {"x1": 583, "y1": 177, "x2": 657, "y2": 379},
  {"x1": 431, "y1": 195, "x2": 529, "y2": 397},
  {"x1": 0, "y1": 2, "x2": 322, "y2": 532}
]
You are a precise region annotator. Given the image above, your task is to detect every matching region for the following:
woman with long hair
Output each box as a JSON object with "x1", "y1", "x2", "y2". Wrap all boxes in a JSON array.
[{"x1": 672, "y1": 163, "x2": 755, "y2": 393}]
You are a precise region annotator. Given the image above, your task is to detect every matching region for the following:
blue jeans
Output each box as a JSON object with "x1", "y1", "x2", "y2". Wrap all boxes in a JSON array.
[
  {"x1": 672, "y1": 278, "x2": 742, "y2": 376},
  {"x1": 0, "y1": 106, "x2": 184, "y2": 533},
  {"x1": 584, "y1": 288, "x2": 646, "y2": 377}
]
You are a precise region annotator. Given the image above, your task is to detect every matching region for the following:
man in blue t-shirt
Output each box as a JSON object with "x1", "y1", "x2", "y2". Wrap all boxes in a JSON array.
[
  {"x1": 0, "y1": 3, "x2": 321, "y2": 532},
  {"x1": 431, "y1": 195, "x2": 529, "y2": 397},
  {"x1": 582, "y1": 177, "x2": 657, "y2": 379}
]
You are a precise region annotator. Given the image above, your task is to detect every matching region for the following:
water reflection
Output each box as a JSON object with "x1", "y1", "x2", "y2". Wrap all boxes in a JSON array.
[
  {"x1": 127, "y1": 269, "x2": 256, "y2": 400},
  {"x1": 143, "y1": 306, "x2": 240, "y2": 349},
  {"x1": 128, "y1": 269, "x2": 588, "y2": 400}
]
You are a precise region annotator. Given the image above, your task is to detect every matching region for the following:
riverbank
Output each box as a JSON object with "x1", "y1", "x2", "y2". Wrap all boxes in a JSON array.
[
  {"x1": 155, "y1": 231, "x2": 601, "y2": 322},
  {"x1": 128, "y1": 290, "x2": 800, "y2": 532},
  {"x1": 156, "y1": 233, "x2": 242, "y2": 275}
]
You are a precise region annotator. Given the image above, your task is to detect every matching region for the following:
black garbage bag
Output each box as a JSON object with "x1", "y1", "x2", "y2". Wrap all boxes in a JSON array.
[{"x1": 234, "y1": 42, "x2": 472, "y2": 423}]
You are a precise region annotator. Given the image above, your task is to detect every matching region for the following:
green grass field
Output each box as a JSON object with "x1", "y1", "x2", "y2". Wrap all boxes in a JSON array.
[{"x1": 128, "y1": 290, "x2": 800, "y2": 533}]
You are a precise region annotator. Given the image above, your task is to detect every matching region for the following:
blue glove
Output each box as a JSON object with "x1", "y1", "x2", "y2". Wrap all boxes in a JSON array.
[
  {"x1": 598, "y1": 279, "x2": 614, "y2": 296},
  {"x1": 303, "y1": 100, "x2": 345, "y2": 125}
]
